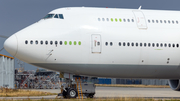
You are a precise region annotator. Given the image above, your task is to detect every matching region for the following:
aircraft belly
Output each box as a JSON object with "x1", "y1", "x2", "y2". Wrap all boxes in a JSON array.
[{"x1": 31, "y1": 63, "x2": 180, "y2": 79}]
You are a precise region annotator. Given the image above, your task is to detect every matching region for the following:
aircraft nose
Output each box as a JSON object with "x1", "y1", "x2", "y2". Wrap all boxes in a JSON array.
[{"x1": 4, "y1": 34, "x2": 18, "y2": 56}]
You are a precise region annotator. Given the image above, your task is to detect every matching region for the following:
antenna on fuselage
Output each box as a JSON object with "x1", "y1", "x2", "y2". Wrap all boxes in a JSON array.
[{"x1": 138, "y1": 6, "x2": 142, "y2": 10}]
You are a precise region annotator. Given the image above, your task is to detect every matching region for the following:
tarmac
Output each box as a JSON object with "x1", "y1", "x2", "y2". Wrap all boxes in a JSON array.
[{"x1": 1, "y1": 86, "x2": 180, "y2": 100}]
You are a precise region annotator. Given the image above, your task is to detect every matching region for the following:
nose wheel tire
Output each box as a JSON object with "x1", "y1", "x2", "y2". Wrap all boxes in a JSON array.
[
  {"x1": 87, "y1": 94, "x2": 94, "y2": 98},
  {"x1": 66, "y1": 88, "x2": 78, "y2": 98}
]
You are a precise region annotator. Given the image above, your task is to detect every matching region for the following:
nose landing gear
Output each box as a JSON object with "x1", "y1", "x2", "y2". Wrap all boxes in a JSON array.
[{"x1": 58, "y1": 73, "x2": 95, "y2": 99}]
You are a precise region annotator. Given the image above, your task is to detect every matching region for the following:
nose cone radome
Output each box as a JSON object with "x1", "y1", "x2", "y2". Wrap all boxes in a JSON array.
[{"x1": 4, "y1": 34, "x2": 18, "y2": 56}]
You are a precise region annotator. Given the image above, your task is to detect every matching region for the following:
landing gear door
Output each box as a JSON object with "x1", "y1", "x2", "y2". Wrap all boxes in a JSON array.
[
  {"x1": 133, "y1": 10, "x2": 147, "y2": 29},
  {"x1": 91, "y1": 34, "x2": 101, "y2": 54}
]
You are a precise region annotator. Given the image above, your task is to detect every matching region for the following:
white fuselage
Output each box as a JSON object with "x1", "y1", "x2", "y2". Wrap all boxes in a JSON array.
[{"x1": 4, "y1": 7, "x2": 180, "y2": 79}]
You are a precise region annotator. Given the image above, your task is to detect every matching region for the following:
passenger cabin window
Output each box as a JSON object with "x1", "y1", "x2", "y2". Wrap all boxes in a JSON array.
[
  {"x1": 69, "y1": 41, "x2": 72, "y2": 45},
  {"x1": 132, "y1": 19, "x2": 134, "y2": 22},
  {"x1": 156, "y1": 43, "x2": 159, "y2": 47},
  {"x1": 164, "y1": 20, "x2": 167, "y2": 23},
  {"x1": 131, "y1": 43, "x2": 134, "y2": 46},
  {"x1": 176, "y1": 21, "x2": 179, "y2": 24},
  {"x1": 106, "y1": 18, "x2": 109, "y2": 21},
  {"x1": 152, "y1": 20, "x2": 154, "y2": 23},
  {"x1": 55, "y1": 41, "x2": 58, "y2": 45},
  {"x1": 74, "y1": 41, "x2": 77, "y2": 45},
  {"x1": 119, "y1": 42, "x2": 121, "y2": 46},
  {"x1": 44, "y1": 14, "x2": 54, "y2": 19},
  {"x1": 168, "y1": 20, "x2": 170, "y2": 24},
  {"x1": 160, "y1": 43, "x2": 163, "y2": 47},
  {"x1": 156, "y1": 20, "x2": 158, "y2": 23},
  {"x1": 123, "y1": 42, "x2": 126, "y2": 46},
  {"x1": 140, "y1": 43, "x2": 142, "y2": 47},
  {"x1": 169, "y1": 43, "x2": 171, "y2": 47},
  {"x1": 60, "y1": 41, "x2": 63, "y2": 45},
  {"x1": 25, "y1": 40, "x2": 28, "y2": 44},
  {"x1": 152, "y1": 43, "x2": 155, "y2": 47},
  {"x1": 136, "y1": 43, "x2": 138, "y2": 46},
  {"x1": 30, "y1": 40, "x2": 33, "y2": 44},
  {"x1": 173, "y1": 44, "x2": 175, "y2": 47},
  {"x1": 177, "y1": 44, "x2": 179, "y2": 47},
  {"x1": 144, "y1": 43, "x2": 146, "y2": 47},
  {"x1": 41, "y1": 41, "x2": 43, "y2": 45},
  {"x1": 35, "y1": 40, "x2": 38, "y2": 44},
  {"x1": 45, "y1": 41, "x2": 48, "y2": 45},
  {"x1": 50, "y1": 41, "x2": 53, "y2": 45},
  {"x1": 123, "y1": 19, "x2": 126, "y2": 22},
  {"x1": 98, "y1": 18, "x2": 101, "y2": 21},
  {"x1": 97, "y1": 42, "x2": 100, "y2": 45},
  {"x1": 110, "y1": 42, "x2": 113, "y2": 46},
  {"x1": 105, "y1": 42, "x2": 108, "y2": 46},
  {"x1": 127, "y1": 42, "x2": 130, "y2": 46},
  {"x1": 102, "y1": 18, "x2": 105, "y2": 21},
  {"x1": 160, "y1": 20, "x2": 162, "y2": 23}
]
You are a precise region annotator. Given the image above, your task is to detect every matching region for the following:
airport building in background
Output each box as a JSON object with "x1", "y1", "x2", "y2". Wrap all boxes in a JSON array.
[{"x1": 0, "y1": 54, "x2": 14, "y2": 88}]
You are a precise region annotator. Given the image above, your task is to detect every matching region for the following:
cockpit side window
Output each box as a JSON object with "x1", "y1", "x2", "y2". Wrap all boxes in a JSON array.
[
  {"x1": 43, "y1": 14, "x2": 54, "y2": 19},
  {"x1": 59, "y1": 14, "x2": 64, "y2": 19},
  {"x1": 54, "y1": 14, "x2": 58, "y2": 18}
]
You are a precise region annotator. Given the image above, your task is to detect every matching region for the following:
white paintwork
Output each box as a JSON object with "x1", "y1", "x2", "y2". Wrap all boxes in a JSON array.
[{"x1": 3, "y1": 7, "x2": 180, "y2": 79}]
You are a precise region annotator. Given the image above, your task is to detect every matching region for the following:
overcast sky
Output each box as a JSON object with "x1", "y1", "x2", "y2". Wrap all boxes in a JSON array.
[{"x1": 1, "y1": 0, "x2": 180, "y2": 70}]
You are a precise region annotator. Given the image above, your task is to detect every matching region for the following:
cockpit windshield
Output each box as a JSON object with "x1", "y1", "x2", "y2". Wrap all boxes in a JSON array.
[
  {"x1": 43, "y1": 14, "x2": 54, "y2": 19},
  {"x1": 43, "y1": 14, "x2": 64, "y2": 19}
]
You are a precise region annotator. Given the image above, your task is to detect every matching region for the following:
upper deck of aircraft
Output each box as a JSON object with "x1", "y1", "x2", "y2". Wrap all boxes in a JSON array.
[{"x1": 40, "y1": 7, "x2": 180, "y2": 30}]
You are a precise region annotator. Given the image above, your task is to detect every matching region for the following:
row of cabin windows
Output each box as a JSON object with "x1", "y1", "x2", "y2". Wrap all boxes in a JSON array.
[
  {"x1": 105, "y1": 42, "x2": 179, "y2": 48},
  {"x1": 98, "y1": 18, "x2": 179, "y2": 24},
  {"x1": 25, "y1": 40, "x2": 179, "y2": 48},
  {"x1": 98, "y1": 18, "x2": 134, "y2": 22},
  {"x1": 25, "y1": 40, "x2": 81, "y2": 45},
  {"x1": 148, "y1": 19, "x2": 179, "y2": 24}
]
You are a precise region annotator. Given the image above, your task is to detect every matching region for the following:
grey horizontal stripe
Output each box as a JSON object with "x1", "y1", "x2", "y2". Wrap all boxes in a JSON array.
[{"x1": 31, "y1": 63, "x2": 180, "y2": 79}]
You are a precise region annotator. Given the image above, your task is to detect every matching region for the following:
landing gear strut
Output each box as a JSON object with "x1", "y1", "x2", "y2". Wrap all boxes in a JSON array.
[{"x1": 59, "y1": 73, "x2": 78, "y2": 99}]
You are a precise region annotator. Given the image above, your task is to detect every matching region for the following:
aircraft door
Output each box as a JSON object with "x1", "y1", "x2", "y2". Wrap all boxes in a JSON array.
[
  {"x1": 91, "y1": 34, "x2": 101, "y2": 53},
  {"x1": 133, "y1": 10, "x2": 147, "y2": 29}
]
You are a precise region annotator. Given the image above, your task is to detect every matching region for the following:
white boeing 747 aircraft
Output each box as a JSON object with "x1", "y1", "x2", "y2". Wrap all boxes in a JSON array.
[{"x1": 2, "y1": 7, "x2": 180, "y2": 98}]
